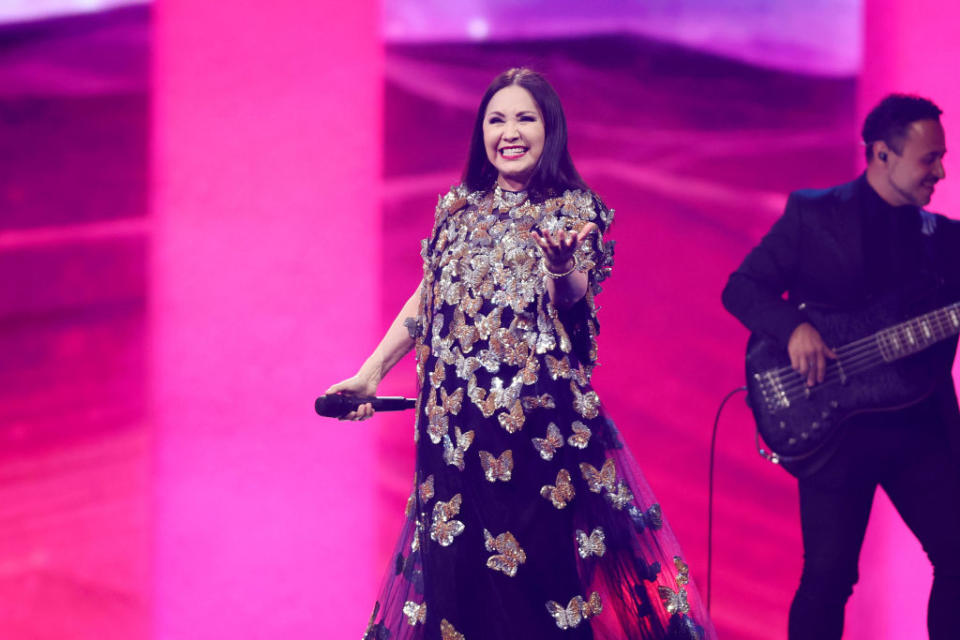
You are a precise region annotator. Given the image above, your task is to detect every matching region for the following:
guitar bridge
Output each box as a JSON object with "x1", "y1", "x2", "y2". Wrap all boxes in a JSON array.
[{"x1": 755, "y1": 371, "x2": 790, "y2": 413}]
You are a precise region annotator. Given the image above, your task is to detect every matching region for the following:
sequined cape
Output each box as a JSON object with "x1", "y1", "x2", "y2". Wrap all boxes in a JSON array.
[{"x1": 363, "y1": 185, "x2": 715, "y2": 640}]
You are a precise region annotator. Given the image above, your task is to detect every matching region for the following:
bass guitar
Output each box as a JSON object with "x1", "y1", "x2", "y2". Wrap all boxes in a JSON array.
[{"x1": 745, "y1": 296, "x2": 960, "y2": 476}]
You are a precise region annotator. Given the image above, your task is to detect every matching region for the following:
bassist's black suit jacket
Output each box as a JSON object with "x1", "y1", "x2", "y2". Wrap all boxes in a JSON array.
[{"x1": 722, "y1": 175, "x2": 960, "y2": 461}]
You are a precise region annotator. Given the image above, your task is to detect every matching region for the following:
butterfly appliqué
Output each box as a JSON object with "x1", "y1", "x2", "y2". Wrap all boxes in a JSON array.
[
  {"x1": 441, "y1": 386, "x2": 464, "y2": 415},
  {"x1": 544, "y1": 596, "x2": 582, "y2": 630},
  {"x1": 440, "y1": 619, "x2": 465, "y2": 640},
  {"x1": 415, "y1": 343, "x2": 431, "y2": 386},
  {"x1": 540, "y1": 468, "x2": 576, "y2": 509},
  {"x1": 570, "y1": 381, "x2": 600, "y2": 419},
  {"x1": 402, "y1": 601, "x2": 426, "y2": 626},
  {"x1": 566, "y1": 421, "x2": 591, "y2": 449},
  {"x1": 440, "y1": 278, "x2": 465, "y2": 309},
  {"x1": 535, "y1": 305, "x2": 558, "y2": 354},
  {"x1": 478, "y1": 449, "x2": 513, "y2": 482},
  {"x1": 521, "y1": 393, "x2": 555, "y2": 412},
  {"x1": 580, "y1": 458, "x2": 616, "y2": 493},
  {"x1": 442, "y1": 427, "x2": 475, "y2": 471},
  {"x1": 470, "y1": 385, "x2": 498, "y2": 418},
  {"x1": 429, "y1": 359, "x2": 446, "y2": 389},
  {"x1": 673, "y1": 556, "x2": 690, "y2": 586},
  {"x1": 454, "y1": 353, "x2": 480, "y2": 381},
  {"x1": 543, "y1": 353, "x2": 568, "y2": 381},
  {"x1": 451, "y1": 308, "x2": 479, "y2": 353},
  {"x1": 605, "y1": 480, "x2": 634, "y2": 510},
  {"x1": 483, "y1": 528, "x2": 527, "y2": 577},
  {"x1": 575, "y1": 527, "x2": 606, "y2": 559},
  {"x1": 657, "y1": 585, "x2": 690, "y2": 615},
  {"x1": 431, "y1": 331, "x2": 456, "y2": 367},
  {"x1": 519, "y1": 354, "x2": 539, "y2": 385},
  {"x1": 460, "y1": 291, "x2": 483, "y2": 317},
  {"x1": 489, "y1": 328, "x2": 524, "y2": 366},
  {"x1": 544, "y1": 354, "x2": 585, "y2": 385},
  {"x1": 544, "y1": 591, "x2": 602, "y2": 630},
  {"x1": 657, "y1": 556, "x2": 692, "y2": 615},
  {"x1": 628, "y1": 503, "x2": 664, "y2": 532},
  {"x1": 427, "y1": 387, "x2": 464, "y2": 444},
  {"x1": 418, "y1": 474, "x2": 435, "y2": 503},
  {"x1": 498, "y1": 399, "x2": 526, "y2": 433},
  {"x1": 430, "y1": 493, "x2": 465, "y2": 547},
  {"x1": 581, "y1": 591, "x2": 603, "y2": 619},
  {"x1": 476, "y1": 306, "x2": 503, "y2": 340},
  {"x1": 532, "y1": 422, "x2": 564, "y2": 461},
  {"x1": 425, "y1": 387, "x2": 450, "y2": 445}
]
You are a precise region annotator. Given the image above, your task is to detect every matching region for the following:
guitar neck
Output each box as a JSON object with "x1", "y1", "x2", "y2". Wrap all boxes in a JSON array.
[{"x1": 874, "y1": 302, "x2": 960, "y2": 362}]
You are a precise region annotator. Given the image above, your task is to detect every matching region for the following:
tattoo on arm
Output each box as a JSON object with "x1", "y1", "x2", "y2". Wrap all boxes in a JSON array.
[{"x1": 403, "y1": 316, "x2": 421, "y2": 340}]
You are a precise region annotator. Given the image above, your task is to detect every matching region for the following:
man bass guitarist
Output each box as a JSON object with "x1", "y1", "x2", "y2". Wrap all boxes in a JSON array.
[{"x1": 722, "y1": 94, "x2": 960, "y2": 639}]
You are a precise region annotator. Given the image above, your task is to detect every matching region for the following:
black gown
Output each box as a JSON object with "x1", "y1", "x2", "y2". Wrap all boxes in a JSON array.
[{"x1": 363, "y1": 185, "x2": 715, "y2": 640}]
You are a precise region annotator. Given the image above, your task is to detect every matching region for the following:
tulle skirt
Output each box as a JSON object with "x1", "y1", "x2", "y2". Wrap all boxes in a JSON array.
[{"x1": 362, "y1": 371, "x2": 716, "y2": 640}]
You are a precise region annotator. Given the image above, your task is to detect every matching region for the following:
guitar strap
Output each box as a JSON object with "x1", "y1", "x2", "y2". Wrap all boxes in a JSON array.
[
  {"x1": 915, "y1": 209, "x2": 953, "y2": 306},
  {"x1": 920, "y1": 209, "x2": 937, "y2": 236},
  {"x1": 920, "y1": 209, "x2": 944, "y2": 290}
]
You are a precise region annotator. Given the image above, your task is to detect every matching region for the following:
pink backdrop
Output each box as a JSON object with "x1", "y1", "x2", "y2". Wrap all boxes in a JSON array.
[{"x1": 2, "y1": 1, "x2": 960, "y2": 639}]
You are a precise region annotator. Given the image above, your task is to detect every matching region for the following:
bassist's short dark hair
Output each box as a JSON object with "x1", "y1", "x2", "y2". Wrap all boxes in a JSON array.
[{"x1": 862, "y1": 94, "x2": 942, "y2": 162}]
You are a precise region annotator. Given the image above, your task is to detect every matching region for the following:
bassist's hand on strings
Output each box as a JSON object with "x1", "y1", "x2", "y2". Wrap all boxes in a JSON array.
[{"x1": 788, "y1": 322, "x2": 837, "y2": 387}]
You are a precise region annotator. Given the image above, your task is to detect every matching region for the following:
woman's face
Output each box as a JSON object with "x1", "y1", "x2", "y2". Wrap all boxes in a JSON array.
[{"x1": 482, "y1": 85, "x2": 545, "y2": 191}]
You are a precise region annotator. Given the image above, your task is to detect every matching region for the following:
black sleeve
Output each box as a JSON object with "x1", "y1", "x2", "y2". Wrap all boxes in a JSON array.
[{"x1": 721, "y1": 192, "x2": 808, "y2": 347}]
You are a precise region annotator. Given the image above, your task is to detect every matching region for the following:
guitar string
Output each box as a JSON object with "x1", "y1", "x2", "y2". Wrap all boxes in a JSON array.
[
  {"x1": 763, "y1": 340, "x2": 884, "y2": 386},
  {"x1": 778, "y1": 355, "x2": 886, "y2": 400},
  {"x1": 776, "y1": 308, "x2": 960, "y2": 394},
  {"x1": 768, "y1": 328, "x2": 955, "y2": 399},
  {"x1": 778, "y1": 345, "x2": 915, "y2": 392},
  {"x1": 760, "y1": 320, "x2": 954, "y2": 444},
  {"x1": 760, "y1": 307, "x2": 960, "y2": 406},
  {"x1": 757, "y1": 306, "x2": 960, "y2": 393},
  {"x1": 761, "y1": 306, "x2": 960, "y2": 385},
  {"x1": 777, "y1": 343, "x2": 943, "y2": 400},
  {"x1": 777, "y1": 356, "x2": 884, "y2": 398}
]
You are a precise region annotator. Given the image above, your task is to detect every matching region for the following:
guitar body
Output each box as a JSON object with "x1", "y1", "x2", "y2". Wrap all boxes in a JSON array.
[{"x1": 745, "y1": 293, "x2": 958, "y2": 477}]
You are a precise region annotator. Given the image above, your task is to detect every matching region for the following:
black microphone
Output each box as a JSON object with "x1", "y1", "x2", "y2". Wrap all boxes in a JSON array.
[{"x1": 314, "y1": 394, "x2": 416, "y2": 418}]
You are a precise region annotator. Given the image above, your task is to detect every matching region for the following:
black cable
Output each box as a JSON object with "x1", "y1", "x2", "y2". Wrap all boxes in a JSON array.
[{"x1": 706, "y1": 385, "x2": 747, "y2": 614}]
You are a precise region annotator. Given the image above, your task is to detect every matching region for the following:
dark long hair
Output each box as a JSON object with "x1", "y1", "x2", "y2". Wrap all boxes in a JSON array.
[{"x1": 462, "y1": 68, "x2": 588, "y2": 201}]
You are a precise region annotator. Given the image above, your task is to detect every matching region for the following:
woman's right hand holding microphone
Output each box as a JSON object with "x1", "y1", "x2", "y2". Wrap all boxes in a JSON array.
[{"x1": 325, "y1": 369, "x2": 380, "y2": 421}]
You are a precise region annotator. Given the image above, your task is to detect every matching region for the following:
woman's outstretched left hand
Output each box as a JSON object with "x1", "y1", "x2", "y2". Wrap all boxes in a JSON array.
[{"x1": 531, "y1": 222, "x2": 598, "y2": 274}]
